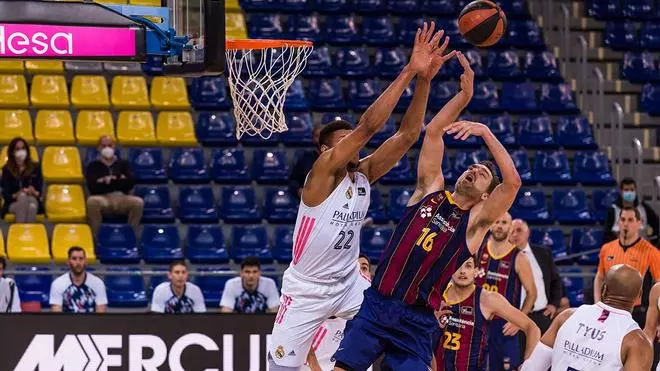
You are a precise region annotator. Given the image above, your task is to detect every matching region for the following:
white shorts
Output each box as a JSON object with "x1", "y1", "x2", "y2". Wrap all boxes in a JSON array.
[{"x1": 269, "y1": 267, "x2": 371, "y2": 367}]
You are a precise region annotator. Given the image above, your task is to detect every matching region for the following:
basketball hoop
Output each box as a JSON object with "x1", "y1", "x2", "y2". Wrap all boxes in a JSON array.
[{"x1": 225, "y1": 39, "x2": 313, "y2": 139}]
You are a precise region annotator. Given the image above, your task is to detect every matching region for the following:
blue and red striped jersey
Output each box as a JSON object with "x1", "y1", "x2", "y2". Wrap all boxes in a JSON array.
[
  {"x1": 435, "y1": 285, "x2": 489, "y2": 371},
  {"x1": 373, "y1": 190, "x2": 473, "y2": 310},
  {"x1": 474, "y1": 240, "x2": 521, "y2": 309}
]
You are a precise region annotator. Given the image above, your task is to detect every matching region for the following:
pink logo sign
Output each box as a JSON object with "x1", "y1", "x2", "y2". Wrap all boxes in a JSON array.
[{"x1": 0, "y1": 23, "x2": 137, "y2": 57}]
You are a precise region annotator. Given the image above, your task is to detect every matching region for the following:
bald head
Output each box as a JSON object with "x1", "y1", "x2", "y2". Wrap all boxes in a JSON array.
[
  {"x1": 509, "y1": 218, "x2": 529, "y2": 248},
  {"x1": 602, "y1": 264, "x2": 643, "y2": 307},
  {"x1": 490, "y1": 212, "x2": 512, "y2": 242}
]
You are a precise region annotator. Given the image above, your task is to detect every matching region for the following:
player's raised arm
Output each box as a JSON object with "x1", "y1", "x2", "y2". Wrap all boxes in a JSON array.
[
  {"x1": 520, "y1": 308, "x2": 575, "y2": 371},
  {"x1": 407, "y1": 52, "x2": 473, "y2": 206},
  {"x1": 359, "y1": 30, "x2": 456, "y2": 184},
  {"x1": 515, "y1": 253, "x2": 537, "y2": 315}
]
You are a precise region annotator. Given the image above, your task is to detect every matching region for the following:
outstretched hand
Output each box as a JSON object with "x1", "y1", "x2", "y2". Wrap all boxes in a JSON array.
[
  {"x1": 457, "y1": 51, "x2": 474, "y2": 98},
  {"x1": 408, "y1": 21, "x2": 456, "y2": 80},
  {"x1": 444, "y1": 120, "x2": 491, "y2": 141}
]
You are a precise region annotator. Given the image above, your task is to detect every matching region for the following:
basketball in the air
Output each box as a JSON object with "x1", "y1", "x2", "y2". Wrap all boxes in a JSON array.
[{"x1": 458, "y1": 0, "x2": 507, "y2": 47}]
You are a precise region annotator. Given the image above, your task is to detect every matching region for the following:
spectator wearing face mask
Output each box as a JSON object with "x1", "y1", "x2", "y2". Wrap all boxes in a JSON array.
[
  {"x1": 0, "y1": 137, "x2": 42, "y2": 223},
  {"x1": 85, "y1": 135, "x2": 143, "y2": 234},
  {"x1": 604, "y1": 177, "x2": 659, "y2": 245}
]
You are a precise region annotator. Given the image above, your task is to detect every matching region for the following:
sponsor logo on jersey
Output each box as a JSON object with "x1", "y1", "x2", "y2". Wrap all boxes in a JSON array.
[
  {"x1": 476, "y1": 267, "x2": 486, "y2": 278},
  {"x1": 607, "y1": 255, "x2": 614, "y2": 261},
  {"x1": 577, "y1": 322, "x2": 606, "y2": 341},
  {"x1": 500, "y1": 261, "x2": 510, "y2": 270},
  {"x1": 358, "y1": 187, "x2": 366, "y2": 196},
  {"x1": 331, "y1": 210, "x2": 366, "y2": 223},
  {"x1": 460, "y1": 306, "x2": 473, "y2": 315},
  {"x1": 447, "y1": 316, "x2": 475, "y2": 329},
  {"x1": 288, "y1": 350, "x2": 296, "y2": 356},
  {"x1": 482, "y1": 253, "x2": 490, "y2": 261},
  {"x1": 562, "y1": 340, "x2": 605, "y2": 364},
  {"x1": 343, "y1": 203, "x2": 349, "y2": 210},
  {"x1": 449, "y1": 210, "x2": 462, "y2": 221},
  {"x1": 345, "y1": 187, "x2": 353, "y2": 199},
  {"x1": 275, "y1": 345, "x2": 285, "y2": 359},
  {"x1": 432, "y1": 214, "x2": 456, "y2": 233},
  {"x1": 439, "y1": 315, "x2": 449, "y2": 329},
  {"x1": 486, "y1": 271, "x2": 508, "y2": 281},
  {"x1": 420, "y1": 206, "x2": 433, "y2": 219}
]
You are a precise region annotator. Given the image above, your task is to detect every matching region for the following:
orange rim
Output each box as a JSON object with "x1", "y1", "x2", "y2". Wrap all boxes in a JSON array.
[{"x1": 226, "y1": 39, "x2": 313, "y2": 50}]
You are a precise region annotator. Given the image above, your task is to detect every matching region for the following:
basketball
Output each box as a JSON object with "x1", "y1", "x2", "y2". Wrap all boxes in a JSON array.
[{"x1": 458, "y1": 0, "x2": 507, "y2": 47}]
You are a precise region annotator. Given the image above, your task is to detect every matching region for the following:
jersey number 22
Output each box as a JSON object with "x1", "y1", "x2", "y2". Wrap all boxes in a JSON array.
[{"x1": 334, "y1": 230, "x2": 354, "y2": 250}]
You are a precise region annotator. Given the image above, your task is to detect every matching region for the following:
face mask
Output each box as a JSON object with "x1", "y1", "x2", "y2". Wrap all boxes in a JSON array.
[
  {"x1": 14, "y1": 149, "x2": 27, "y2": 162},
  {"x1": 622, "y1": 191, "x2": 636, "y2": 202},
  {"x1": 101, "y1": 147, "x2": 115, "y2": 159}
]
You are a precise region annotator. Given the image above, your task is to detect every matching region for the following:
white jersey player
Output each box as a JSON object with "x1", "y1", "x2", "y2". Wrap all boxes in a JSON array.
[
  {"x1": 522, "y1": 264, "x2": 653, "y2": 371},
  {"x1": 269, "y1": 22, "x2": 457, "y2": 370},
  {"x1": 643, "y1": 282, "x2": 660, "y2": 371}
]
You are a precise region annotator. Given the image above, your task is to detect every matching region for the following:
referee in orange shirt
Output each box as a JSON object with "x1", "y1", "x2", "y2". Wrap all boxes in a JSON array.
[{"x1": 594, "y1": 205, "x2": 660, "y2": 326}]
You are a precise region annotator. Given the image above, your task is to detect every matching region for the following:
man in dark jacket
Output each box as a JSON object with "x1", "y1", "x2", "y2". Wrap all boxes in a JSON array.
[
  {"x1": 605, "y1": 177, "x2": 659, "y2": 245},
  {"x1": 85, "y1": 136, "x2": 143, "y2": 234}
]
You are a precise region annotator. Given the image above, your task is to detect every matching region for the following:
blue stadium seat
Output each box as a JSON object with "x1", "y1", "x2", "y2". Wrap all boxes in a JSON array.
[
  {"x1": 571, "y1": 228, "x2": 604, "y2": 265},
  {"x1": 518, "y1": 116, "x2": 556, "y2": 148},
  {"x1": 219, "y1": 186, "x2": 261, "y2": 223},
  {"x1": 362, "y1": 17, "x2": 396, "y2": 45},
  {"x1": 185, "y1": 225, "x2": 229, "y2": 264},
  {"x1": 143, "y1": 55, "x2": 164, "y2": 75},
  {"x1": 587, "y1": 0, "x2": 622, "y2": 19},
  {"x1": 487, "y1": 50, "x2": 522, "y2": 80},
  {"x1": 388, "y1": 188, "x2": 413, "y2": 222},
  {"x1": 540, "y1": 83, "x2": 579, "y2": 114},
  {"x1": 420, "y1": 0, "x2": 456, "y2": 15},
  {"x1": 510, "y1": 150, "x2": 533, "y2": 183},
  {"x1": 14, "y1": 267, "x2": 51, "y2": 307},
  {"x1": 641, "y1": 83, "x2": 660, "y2": 115},
  {"x1": 280, "y1": 0, "x2": 310, "y2": 12},
  {"x1": 190, "y1": 76, "x2": 231, "y2": 110},
  {"x1": 621, "y1": 52, "x2": 660, "y2": 83},
  {"x1": 169, "y1": 147, "x2": 210, "y2": 184},
  {"x1": 240, "y1": 0, "x2": 279, "y2": 11},
  {"x1": 592, "y1": 188, "x2": 619, "y2": 222},
  {"x1": 105, "y1": 268, "x2": 148, "y2": 308},
  {"x1": 524, "y1": 51, "x2": 562, "y2": 81},
  {"x1": 326, "y1": 15, "x2": 360, "y2": 44},
  {"x1": 368, "y1": 188, "x2": 389, "y2": 224},
  {"x1": 288, "y1": 15, "x2": 323, "y2": 43},
  {"x1": 530, "y1": 228, "x2": 568, "y2": 261},
  {"x1": 252, "y1": 150, "x2": 289, "y2": 184},
  {"x1": 273, "y1": 226, "x2": 294, "y2": 263},
  {"x1": 442, "y1": 155, "x2": 455, "y2": 183},
  {"x1": 387, "y1": 0, "x2": 419, "y2": 13},
  {"x1": 247, "y1": 13, "x2": 286, "y2": 39},
  {"x1": 506, "y1": 20, "x2": 544, "y2": 49},
  {"x1": 468, "y1": 81, "x2": 500, "y2": 112},
  {"x1": 196, "y1": 112, "x2": 237, "y2": 146},
  {"x1": 141, "y1": 225, "x2": 183, "y2": 264},
  {"x1": 264, "y1": 187, "x2": 298, "y2": 223},
  {"x1": 309, "y1": 78, "x2": 345, "y2": 110},
  {"x1": 348, "y1": 0, "x2": 384, "y2": 12},
  {"x1": 510, "y1": 188, "x2": 551, "y2": 223},
  {"x1": 484, "y1": 115, "x2": 518, "y2": 148},
  {"x1": 148, "y1": 270, "x2": 169, "y2": 295},
  {"x1": 429, "y1": 81, "x2": 458, "y2": 110},
  {"x1": 177, "y1": 186, "x2": 219, "y2": 223},
  {"x1": 367, "y1": 117, "x2": 396, "y2": 147},
  {"x1": 230, "y1": 225, "x2": 273, "y2": 263},
  {"x1": 361, "y1": 227, "x2": 392, "y2": 263},
  {"x1": 397, "y1": 17, "x2": 425, "y2": 44},
  {"x1": 312, "y1": 0, "x2": 349, "y2": 12},
  {"x1": 381, "y1": 154, "x2": 415, "y2": 185},
  {"x1": 604, "y1": 21, "x2": 639, "y2": 50},
  {"x1": 281, "y1": 112, "x2": 314, "y2": 146},
  {"x1": 534, "y1": 150, "x2": 573, "y2": 184},
  {"x1": 501, "y1": 82, "x2": 538, "y2": 113},
  {"x1": 303, "y1": 47, "x2": 334, "y2": 77},
  {"x1": 641, "y1": 22, "x2": 660, "y2": 50},
  {"x1": 573, "y1": 151, "x2": 615, "y2": 185},
  {"x1": 134, "y1": 185, "x2": 174, "y2": 223},
  {"x1": 336, "y1": 47, "x2": 372, "y2": 77},
  {"x1": 349, "y1": 79, "x2": 380, "y2": 110},
  {"x1": 556, "y1": 116, "x2": 598, "y2": 149},
  {"x1": 210, "y1": 148, "x2": 250, "y2": 184},
  {"x1": 374, "y1": 48, "x2": 407, "y2": 77},
  {"x1": 498, "y1": 0, "x2": 528, "y2": 18},
  {"x1": 96, "y1": 224, "x2": 141, "y2": 264},
  {"x1": 442, "y1": 49, "x2": 485, "y2": 80},
  {"x1": 454, "y1": 149, "x2": 488, "y2": 175},
  {"x1": 128, "y1": 148, "x2": 167, "y2": 183},
  {"x1": 553, "y1": 189, "x2": 593, "y2": 224},
  {"x1": 284, "y1": 79, "x2": 309, "y2": 111},
  {"x1": 559, "y1": 266, "x2": 585, "y2": 306},
  {"x1": 196, "y1": 270, "x2": 231, "y2": 307},
  {"x1": 322, "y1": 112, "x2": 355, "y2": 124}
]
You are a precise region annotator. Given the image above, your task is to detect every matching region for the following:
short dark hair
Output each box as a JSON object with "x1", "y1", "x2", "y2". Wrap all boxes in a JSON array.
[
  {"x1": 620, "y1": 177, "x2": 636, "y2": 189},
  {"x1": 358, "y1": 254, "x2": 371, "y2": 265},
  {"x1": 0, "y1": 256, "x2": 5, "y2": 270},
  {"x1": 620, "y1": 205, "x2": 641, "y2": 221},
  {"x1": 241, "y1": 256, "x2": 261, "y2": 270},
  {"x1": 67, "y1": 246, "x2": 86, "y2": 258},
  {"x1": 319, "y1": 120, "x2": 353, "y2": 147},
  {"x1": 479, "y1": 160, "x2": 501, "y2": 194},
  {"x1": 169, "y1": 260, "x2": 187, "y2": 272}
]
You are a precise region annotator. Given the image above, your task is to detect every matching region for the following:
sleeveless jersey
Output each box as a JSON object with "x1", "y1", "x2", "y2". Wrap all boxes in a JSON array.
[
  {"x1": 552, "y1": 302, "x2": 640, "y2": 371},
  {"x1": 373, "y1": 190, "x2": 473, "y2": 310},
  {"x1": 291, "y1": 172, "x2": 370, "y2": 281},
  {"x1": 475, "y1": 240, "x2": 521, "y2": 308},
  {"x1": 436, "y1": 286, "x2": 489, "y2": 371}
]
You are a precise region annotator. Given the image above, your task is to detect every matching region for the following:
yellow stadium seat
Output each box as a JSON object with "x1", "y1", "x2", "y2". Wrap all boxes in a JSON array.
[
  {"x1": 226, "y1": 13, "x2": 248, "y2": 39},
  {"x1": 129, "y1": 0, "x2": 160, "y2": 5},
  {"x1": 111, "y1": 75, "x2": 150, "y2": 109},
  {"x1": 52, "y1": 224, "x2": 96, "y2": 264},
  {"x1": 42, "y1": 147, "x2": 83, "y2": 184},
  {"x1": 0, "y1": 229, "x2": 4, "y2": 257},
  {"x1": 96, "y1": 0, "x2": 127, "y2": 3},
  {"x1": 30, "y1": 75, "x2": 70, "y2": 108},
  {"x1": 45, "y1": 185, "x2": 86, "y2": 223},
  {"x1": 117, "y1": 111, "x2": 157, "y2": 146},
  {"x1": 76, "y1": 111, "x2": 115, "y2": 146},
  {"x1": 0, "y1": 75, "x2": 29, "y2": 108},
  {"x1": 24, "y1": 61, "x2": 64, "y2": 74},
  {"x1": 225, "y1": 0, "x2": 241, "y2": 12},
  {"x1": 0, "y1": 110, "x2": 33, "y2": 144},
  {"x1": 0, "y1": 61, "x2": 25, "y2": 73},
  {"x1": 157, "y1": 111, "x2": 197, "y2": 147},
  {"x1": 7, "y1": 224, "x2": 50, "y2": 264},
  {"x1": 71, "y1": 75, "x2": 110, "y2": 109},
  {"x1": 35, "y1": 110, "x2": 75, "y2": 145},
  {"x1": 0, "y1": 146, "x2": 39, "y2": 169},
  {"x1": 150, "y1": 77, "x2": 190, "y2": 110}
]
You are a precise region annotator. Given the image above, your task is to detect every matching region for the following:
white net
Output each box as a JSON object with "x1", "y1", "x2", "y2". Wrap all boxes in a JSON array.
[{"x1": 226, "y1": 42, "x2": 314, "y2": 139}]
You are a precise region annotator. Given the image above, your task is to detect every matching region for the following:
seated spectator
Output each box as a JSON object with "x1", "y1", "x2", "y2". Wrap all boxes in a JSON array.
[
  {"x1": 358, "y1": 253, "x2": 372, "y2": 280},
  {"x1": 0, "y1": 137, "x2": 42, "y2": 223},
  {"x1": 220, "y1": 256, "x2": 280, "y2": 313},
  {"x1": 151, "y1": 260, "x2": 206, "y2": 314},
  {"x1": 86, "y1": 136, "x2": 143, "y2": 234},
  {"x1": 289, "y1": 124, "x2": 321, "y2": 199},
  {"x1": 50, "y1": 246, "x2": 107, "y2": 313},
  {"x1": 0, "y1": 257, "x2": 20, "y2": 313},
  {"x1": 605, "y1": 177, "x2": 659, "y2": 244}
]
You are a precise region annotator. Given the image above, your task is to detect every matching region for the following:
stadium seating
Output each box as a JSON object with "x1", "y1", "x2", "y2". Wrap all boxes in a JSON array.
[
  {"x1": 361, "y1": 227, "x2": 392, "y2": 263},
  {"x1": 252, "y1": 150, "x2": 289, "y2": 184},
  {"x1": 467, "y1": 81, "x2": 499, "y2": 112},
  {"x1": 530, "y1": 227, "x2": 567, "y2": 260},
  {"x1": 51, "y1": 224, "x2": 96, "y2": 264},
  {"x1": 592, "y1": 188, "x2": 619, "y2": 221},
  {"x1": 429, "y1": 81, "x2": 458, "y2": 110},
  {"x1": 141, "y1": 225, "x2": 184, "y2": 264},
  {"x1": 641, "y1": 83, "x2": 660, "y2": 115},
  {"x1": 374, "y1": 48, "x2": 407, "y2": 77},
  {"x1": 185, "y1": 225, "x2": 230, "y2": 264},
  {"x1": 326, "y1": 15, "x2": 360, "y2": 44},
  {"x1": 501, "y1": 82, "x2": 538, "y2": 113},
  {"x1": 0, "y1": 75, "x2": 29, "y2": 108},
  {"x1": 309, "y1": 78, "x2": 345, "y2": 110},
  {"x1": 510, "y1": 150, "x2": 533, "y2": 183},
  {"x1": 367, "y1": 188, "x2": 389, "y2": 224},
  {"x1": 190, "y1": 76, "x2": 231, "y2": 110},
  {"x1": 45, "y1": 185, "x2": 87, "y2": 223},
  {"x1": 25, "y1": 61, "x2": 63, "y2": 74},
  {"x1": 70, "y1": 75, "x2": 110, "y2": 109},
  {"x1": 534, "y1": 150, "x2": 573, "y2": 184},
  {"x1": 134, "y1": 186, "x2": 175, "y2": 223},
  {"x1": 230, "y1": 225, "x2": 273, "y2": 262},
  {"x1": 76, "y1": 110, "x2": 115, "y2": 146},
  {"x1": 177, "y1": 186, "x2": 219, "y2": 223},
  {"x1": 30, "y1": 75, "x2": 70, "y2": 108},
  {"x1": 282, "y1": 112, "x2": 314, "y2": 146},
  {"x1": 151, "y1": 77, "x2": 190, "y2": 109},
  {"x1": 604, "y1": 21, "x2": 638, "y2": 50},
  {"x1": 42, "y1": 147, "x2": 84, "y2": 183},
  {"x1": 117, "y1": 111, "x2": 157, "y2": 146},
  {"x1": 105, "y1": 268, "x2": 149, "y2": 308},
  {"x1": 556, "y1": 116, "x2": 597, "y2": 149},
  {"x1": 284, "y1": 79, "x2": 309, "y2": 111},
  {"x1": 95, "y1": 224, "x2": 141, "y2": 264},
  {"x1": 0, "y1": 61, "x2": 24, "y2": 73},
  {"x1": 13, "y1": 267, "x2": 51, "y2": 307},
  {"x1": 337, "y1": 47, "x2": 372, "y2": 77},
  {"x1": 621, "y1": 52, "x2": 660, "y2": 83},
  {"x1": 247, "y1": 13, "x2": 285, "y2": 38},
  {"x1": 226, "y1": 12, "x2": 249, "y2": 40},
  {"x1": 196, "y1": 112, "x2": 237, "y2": 146},
  {"x1": 518, "y1": 116, "x2": 555, "y2": 148},
  {"x1": 559, "y1": 266, "x2": 585, "y2": 306},
  {"x1": 219, "y1": 186, "x2": 261, "y2": 223},
  {"x1": 211, "y1": 148, "x2": 250, "y2": 184},
  {"x1": 573, "y1": 151, "x2": 615, "y2": 185},
  {"x1": 288, "y1": 15, "x2": 323, "y2": 43},
  {"x1": 524, "y1": 51, "x2": 561, "y2": 81},
  {"x1": 7, "y1": 224, "x2": 50, "y2": 264},
  {"x1": 348, "y1": 79, "x2": 380, "y2": 110},
  {"x1": 381, "y1": 154, "x2": 415, "y2": 185},
  {"x1": 539, "y1": 83, "x2": 579, "y2": 113},
  {"x1": 552, "y1": 189, "x2": 593, "y2": 224},
  {"x1": 196, "y1": 270, "x2": 231, "y2": 307},
  {"x1": 362, "y1": 17, "x2": 396, "y2": 45},
  {"x1": 571, "y1": 228, "x2": 604, "y2": 265},
  {"x1": 111, "y1": 76, "x2": 150, "y2": 109},
  {"x1": 487, "y1": 50, "x2": 522, "y2": 80},
  {"x1": 641, "y1": 22, "x2": 660, "y2": 50},
  {"x1": 128, "y1": 148, "x2": 168, "y2": 183},
  {"x1": 264, "y1": 187, "x2": 297, "y2": 223},
  {"x1": 169, "y1": 147, "x2": 210, "y2": 184},
  {"x1": 388, "y1": 188, "x2": 413, "y2": 221},
  {"x1": 156, "y1": 111, "x2": 197, "y2": 147},
  {"x1": 273, "y1": 226, "x2": 294, "y2": 263},
  {"x1": 510, "y1": 188, "x2": 551, "y2": 223},
  {"x1": 35, "y1": 110, "x2": 75, "y2": 145},
  {"x1": 303, "y1": 47, "x2": 334, "y2": 77},
  {"x1": 454, "y1": 149, "x2": 488, "y2": 175},
  {"x1": 0, "y1": 110, "x2": 33, "y2": 144}
]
